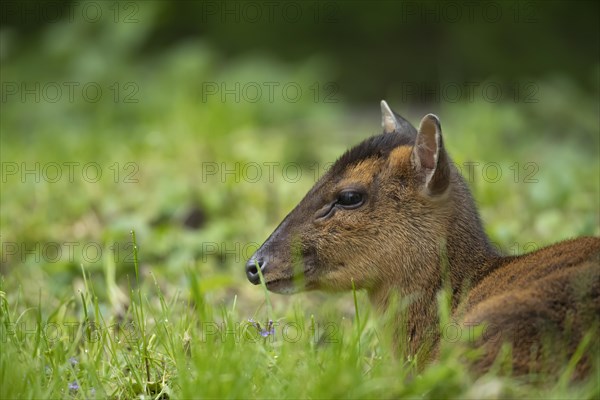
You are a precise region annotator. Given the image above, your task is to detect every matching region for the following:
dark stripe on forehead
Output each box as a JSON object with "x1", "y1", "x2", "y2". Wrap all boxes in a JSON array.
[{"x1": 329, "y1": 131, "x2": 415, "y2": 177}]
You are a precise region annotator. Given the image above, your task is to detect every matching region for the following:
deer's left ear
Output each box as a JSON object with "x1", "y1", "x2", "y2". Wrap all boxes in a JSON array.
[{"x1": 411, "y1": 114, "x2": 450, "y2": 196}]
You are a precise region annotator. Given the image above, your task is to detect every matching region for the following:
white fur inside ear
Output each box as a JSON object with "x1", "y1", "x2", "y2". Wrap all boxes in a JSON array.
[
  {"x1": 424, "y1": 132, "x2": 440, "y2": 183},
  {"x1": 414, "y1": 114, "x2": 450, "y2": 196},
  {"x1": 415, "y1": 116, "x2": 440, "y2": 171}
]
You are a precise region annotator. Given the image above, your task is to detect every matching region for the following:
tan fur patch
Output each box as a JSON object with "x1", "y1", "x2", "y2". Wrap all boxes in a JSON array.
[
  {"x1": 388, "y1": 146, "x2": 413, "y2": 170},
  {"x1": 339, "y1": 158, "x2": 381, "y2": 187}
]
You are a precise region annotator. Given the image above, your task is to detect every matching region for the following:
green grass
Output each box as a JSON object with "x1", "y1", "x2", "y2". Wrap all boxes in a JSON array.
[
  {"x1": 1, "y1": 9, "x2": 599, "y2": 399},
  {"x1": 2, "y1": 248, "x2": 599, "y2": 398}
]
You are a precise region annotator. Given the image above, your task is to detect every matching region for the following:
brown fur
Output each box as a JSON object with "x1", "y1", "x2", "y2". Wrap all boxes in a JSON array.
[
  {"x1": 246, "y1": 103, "x2": 600, "y2": 378},
  {"x1": 461, "y1": 238, "x2": 599, "y2": 376}
]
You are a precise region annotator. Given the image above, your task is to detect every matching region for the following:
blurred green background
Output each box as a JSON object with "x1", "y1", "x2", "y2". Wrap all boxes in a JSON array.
[
  {"x1": 1, "y1": 1, "x2": 599, "y2": 398},
  {"x1": 1, "y1": 0, "x2": 599, "y2": 333}
]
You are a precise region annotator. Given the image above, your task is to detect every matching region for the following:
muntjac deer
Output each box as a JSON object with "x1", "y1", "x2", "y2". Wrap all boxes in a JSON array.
[{"x1": 246, "y1": 101, "x2": 600, "y2": 377}]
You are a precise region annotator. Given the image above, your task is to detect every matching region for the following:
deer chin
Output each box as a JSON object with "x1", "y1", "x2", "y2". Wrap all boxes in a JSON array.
[
  {"x1": 265, "y1": 278, "x2": 302, "y2": 294},
  {"x1": 264, "y1": 266, "x2": 316, "y2": 294},
  {"x1": 265, "y1": 277, "x2": 305, "y2": 294}
]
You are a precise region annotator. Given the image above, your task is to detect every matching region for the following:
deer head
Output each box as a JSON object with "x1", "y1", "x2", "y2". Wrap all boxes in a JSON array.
[{"x1": 246, "y1": 101, "x2": 467, "y2": 296}]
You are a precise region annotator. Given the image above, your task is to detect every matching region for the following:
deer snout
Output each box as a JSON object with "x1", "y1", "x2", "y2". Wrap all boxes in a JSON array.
[{"x1": 245, "y1": 256, "x2": 267, "y2": 285}]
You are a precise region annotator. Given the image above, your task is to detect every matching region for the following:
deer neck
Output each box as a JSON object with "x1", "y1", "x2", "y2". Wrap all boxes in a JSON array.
[
  {"x1": 368, "y1": 179, "x2": 499, "y2": 355},
  {"x1": 445, "y1": 180, "x2": 502, "y2": 298}
]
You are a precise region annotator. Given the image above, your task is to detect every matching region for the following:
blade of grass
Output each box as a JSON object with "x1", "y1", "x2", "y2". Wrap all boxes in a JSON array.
[
  {"x1": 351, "y1": 278, "x2": 361, "y2": 355},
  {"x1": 254, "y1": 260, "x2": 272, "y2": 321},
  {"x1": 131, "y1": 230, "x2": 151, "y2": 386}
]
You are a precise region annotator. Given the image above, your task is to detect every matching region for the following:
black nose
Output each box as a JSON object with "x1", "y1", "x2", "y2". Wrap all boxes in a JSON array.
[{"x1": 246, "y1": 257, "x2": 266, "y2": 284}]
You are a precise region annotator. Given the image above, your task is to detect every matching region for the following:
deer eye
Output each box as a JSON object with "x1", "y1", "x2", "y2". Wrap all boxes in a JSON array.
[{"x1": 336, "y1": 190, "x2": 364, "y2": 208}]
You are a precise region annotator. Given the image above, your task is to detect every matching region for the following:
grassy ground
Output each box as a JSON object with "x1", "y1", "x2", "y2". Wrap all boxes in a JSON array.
[{"x1": 1, "y1": 10, "x2": 599, "y2": 399}]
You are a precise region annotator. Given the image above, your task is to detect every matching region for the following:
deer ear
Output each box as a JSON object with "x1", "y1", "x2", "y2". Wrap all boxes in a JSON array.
[{"x1": 411, "y1": 114, "x2": 450, "y2": 196}]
